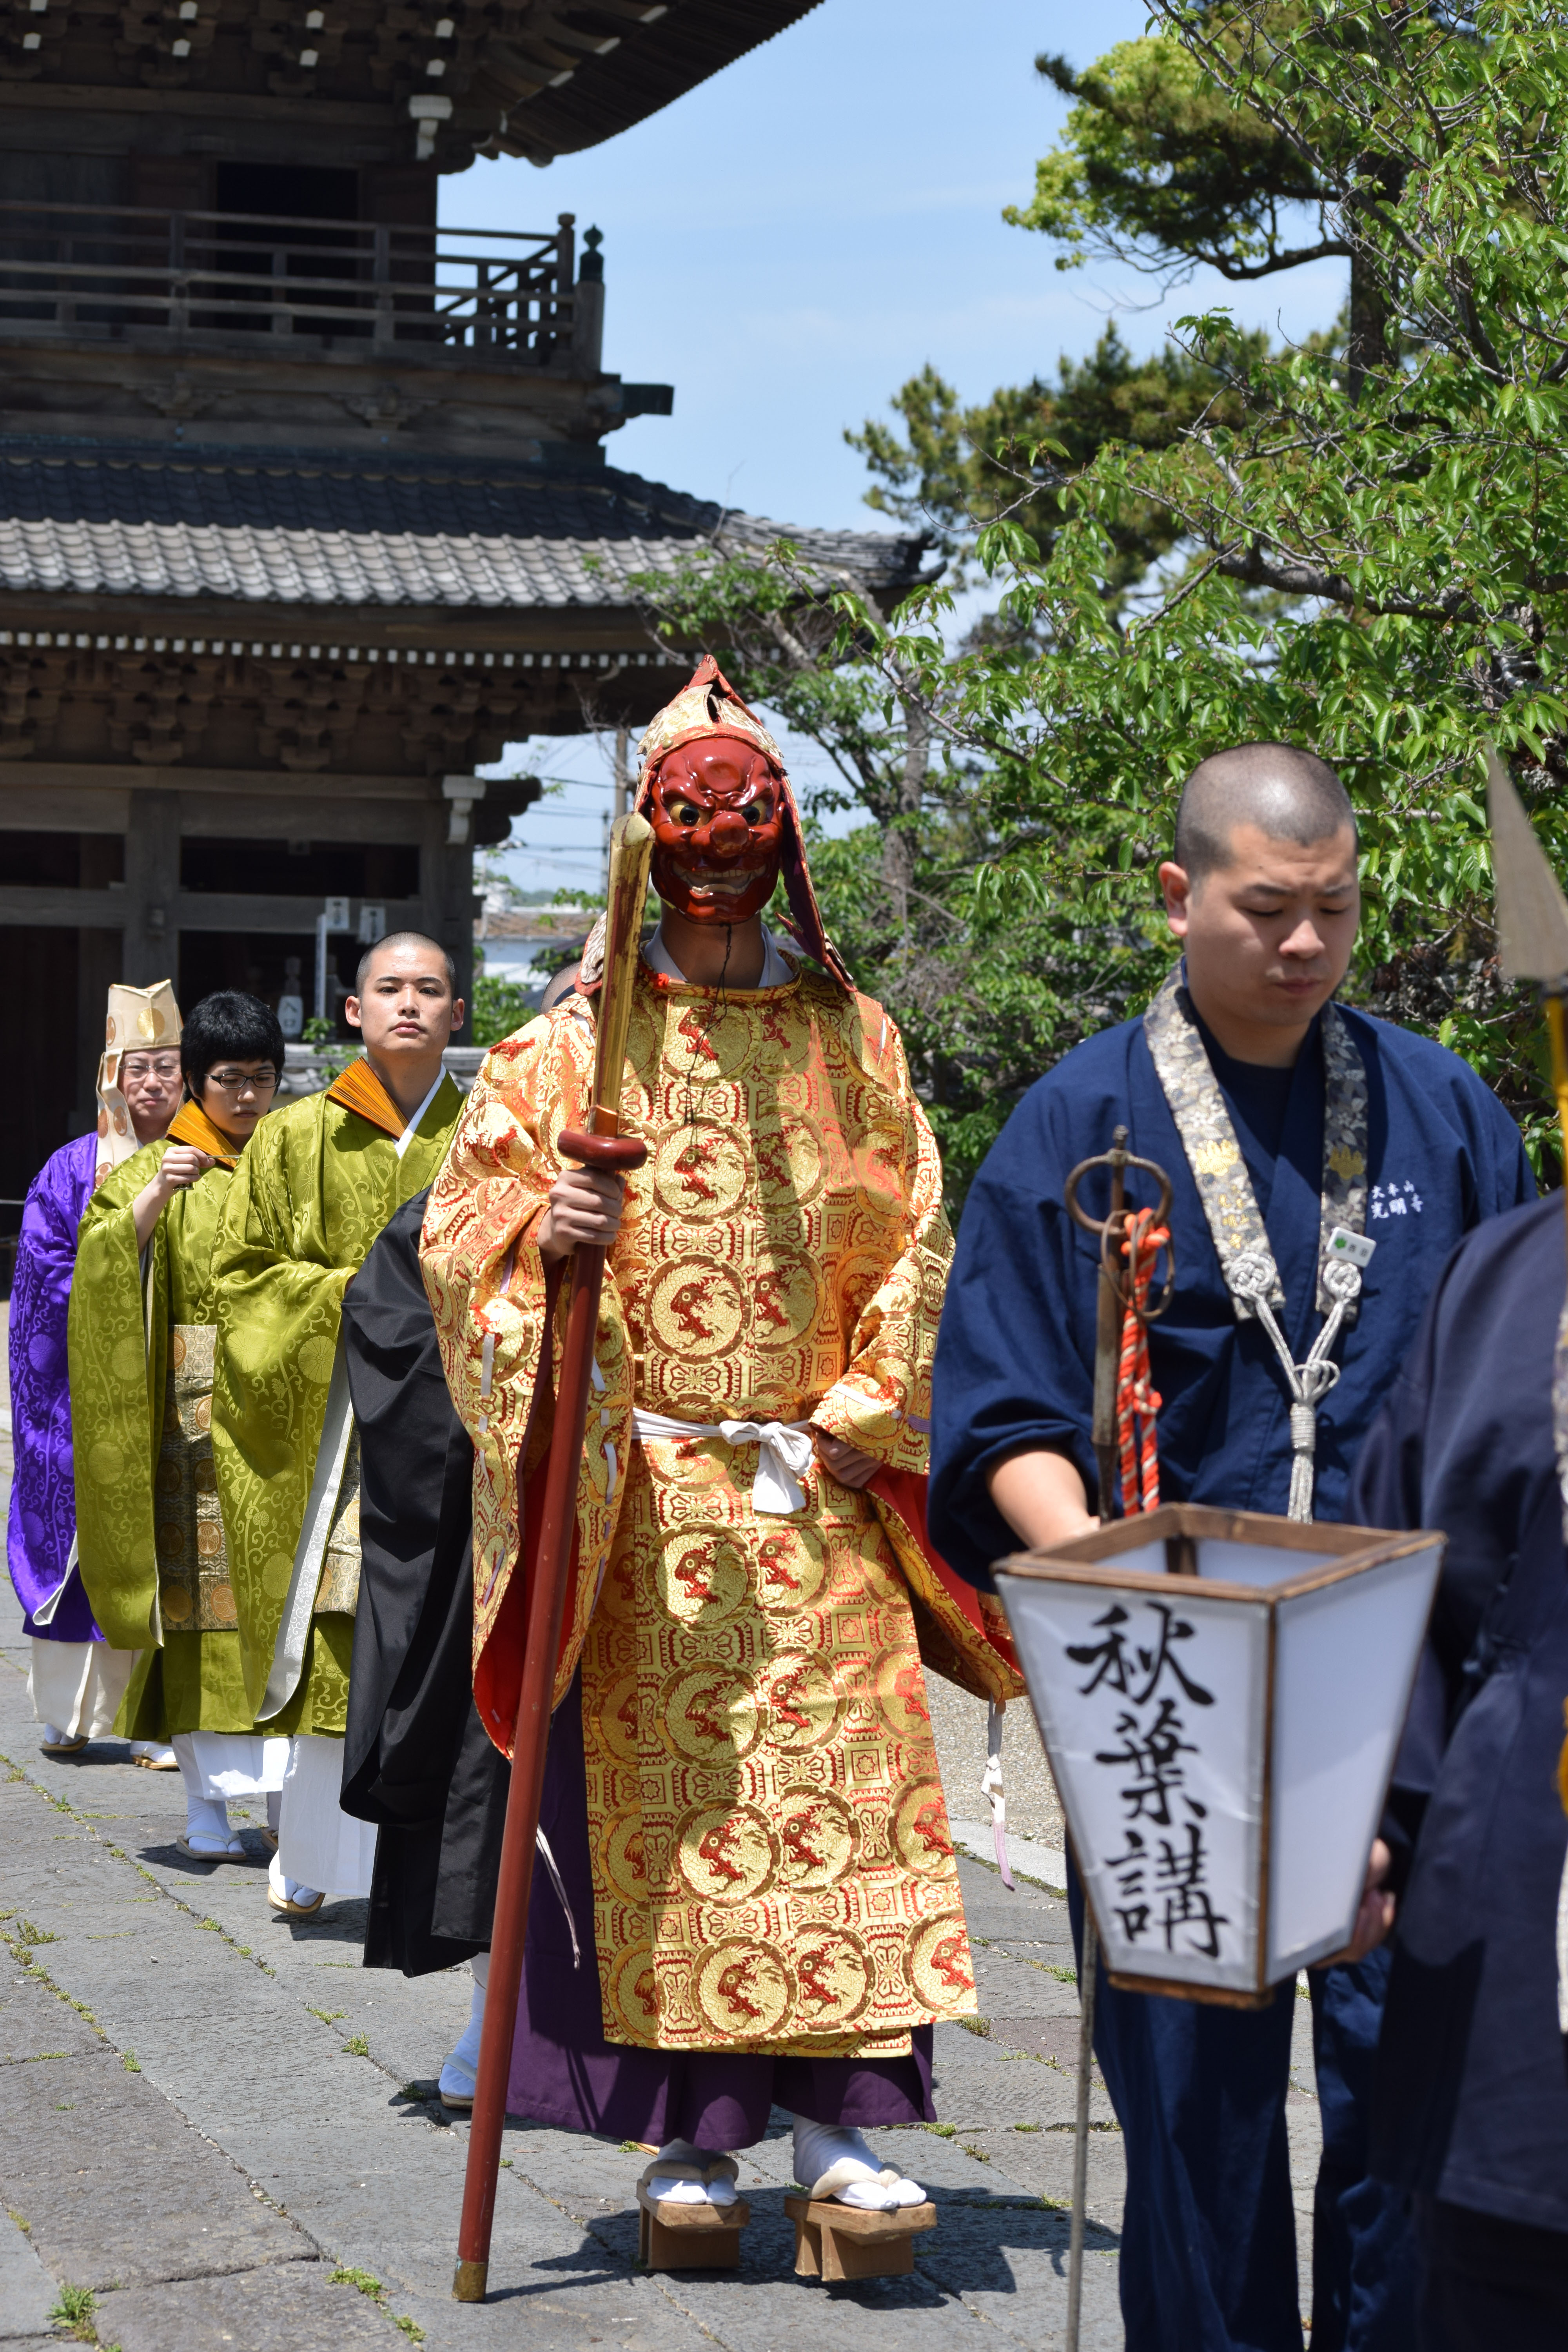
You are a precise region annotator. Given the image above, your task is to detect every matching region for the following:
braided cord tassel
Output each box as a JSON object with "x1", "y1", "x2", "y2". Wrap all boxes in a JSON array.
[{"x1": 1116, "y1": 1210, "x2": 1167, "y2": 1515}]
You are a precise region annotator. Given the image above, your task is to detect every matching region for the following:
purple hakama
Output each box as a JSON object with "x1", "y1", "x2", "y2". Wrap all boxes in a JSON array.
[
  {"x1": 7, "y1": 1132, "x2": 103, "y2": 1644},
  {"x1": 509, "y1": 1676, "x2": 936, "y2": 2147}
]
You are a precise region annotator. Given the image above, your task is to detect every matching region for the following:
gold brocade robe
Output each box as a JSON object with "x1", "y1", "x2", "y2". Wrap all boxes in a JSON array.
[
  {"x1": 421, "y1": 960, "x2": 1022, "y2": 2060},
  {"x1": 211, "y1": 1073, "x2": 463, "y2": 1733},
  {"x1": 69, "y1": 1137, "x2": 254, "y2": 1736}
]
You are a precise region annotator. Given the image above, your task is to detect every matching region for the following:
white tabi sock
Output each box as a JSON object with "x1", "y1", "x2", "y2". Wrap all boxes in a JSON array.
[
  {"x1": 183, "y1": 1794, "x2": 238, "y2": 1854},
  {"x1": 439, "y1": 1964, "x2": 487, "y2": 2098},
  {"x1": 267, "y1": 1849, "x2": 321, "y2": 1907},
  {"x1": 643, "y1": 2138, "x2": 739, "y2": 2207},
  {"x1": 791, "y1": 2117, "x2": 925, "y2": 2210}
]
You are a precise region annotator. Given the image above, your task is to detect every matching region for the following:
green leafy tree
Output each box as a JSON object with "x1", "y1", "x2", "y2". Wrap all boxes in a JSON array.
[
  {"x1": 470, "y1": 957, "x2": 537, "y2": 1046},
  {"x1": 845, "y1": 328, "x2": 1253, "y2": 594},
  {"x1": 845, "y1": 0, "x2": 1568, "y2": 1175},
  {"x1": 1009, "y1": 11, "x2": 1391, "y2": 388}
]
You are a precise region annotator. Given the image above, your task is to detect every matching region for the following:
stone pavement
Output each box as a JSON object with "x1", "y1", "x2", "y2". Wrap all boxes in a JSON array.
[{"x1": 0, "y1": 1570, "x2": 1325, "y2": 2352}]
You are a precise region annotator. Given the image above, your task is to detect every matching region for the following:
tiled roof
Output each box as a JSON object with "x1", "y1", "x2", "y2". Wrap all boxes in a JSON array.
[{"x1": 0, "y1": 447, "x2": 926, "y2": 612}]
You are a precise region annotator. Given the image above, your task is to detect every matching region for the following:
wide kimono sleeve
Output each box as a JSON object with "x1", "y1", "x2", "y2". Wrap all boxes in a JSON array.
[
  {"x1": 68, "y1": 1142, "x2": 171, "y2": 1650},
  {"x1": 210, "y1": 1106, "x2": 356, "y2": 1710},
  {"x1": 808, "y1": 997, "x2": 950, "y2": 1470},
  {"x1": 7, "y1": 1139, "x2": 97, "y2": 1635},
  {"x1": 808, "y1": 994, "x2": 1025, "y2": 1706},
  {"x1": 929, "y1": 1072, "x2": 1101, "y2": 1591},
  {"x1": 420, "y1": 1010, "x2": 631, "y2": 1751}
]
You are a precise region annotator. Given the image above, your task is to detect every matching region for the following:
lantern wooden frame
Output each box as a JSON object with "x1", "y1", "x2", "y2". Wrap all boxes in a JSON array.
[{"x1": 994, "y1": 1504, "x2": 1443, "y2": 2006}]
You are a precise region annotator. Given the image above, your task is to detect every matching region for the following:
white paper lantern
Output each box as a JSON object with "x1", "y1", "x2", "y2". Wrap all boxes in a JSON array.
[{"x1": 994, "y1": 1505, "x2": 1443, "y2": 2004}]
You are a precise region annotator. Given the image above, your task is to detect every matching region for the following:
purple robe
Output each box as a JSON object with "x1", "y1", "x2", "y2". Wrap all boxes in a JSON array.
[{"x1": 6, "y1": 1131, "x2": 102, "y2": 1642}]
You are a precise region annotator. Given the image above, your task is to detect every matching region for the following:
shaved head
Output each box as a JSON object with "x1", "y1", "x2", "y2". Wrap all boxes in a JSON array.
[
  {"x1": 355, "y1": 929, "x2": 454, "y2": 994},
  {"x1": 1175, "y1": 743, "x2": 1356, "y2": 886}
]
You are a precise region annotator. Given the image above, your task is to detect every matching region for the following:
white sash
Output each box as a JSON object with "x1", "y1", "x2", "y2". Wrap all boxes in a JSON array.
[{"x1": 631, "y1": 1408, "x2": 816, "y2": 1515}]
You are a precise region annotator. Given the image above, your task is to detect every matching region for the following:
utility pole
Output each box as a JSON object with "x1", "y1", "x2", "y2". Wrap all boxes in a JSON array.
[{"x1": 604, "y1": 723, "x2": 633, "y2": 895}]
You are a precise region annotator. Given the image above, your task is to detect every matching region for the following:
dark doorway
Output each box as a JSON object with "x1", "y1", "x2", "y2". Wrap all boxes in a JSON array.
[
  {"x1": 214, "y1": 163, "x2": 358, "y2": 224},
  {"x1": 3, "y1": 924, "x2": 78, "y2": 1272},
  {"x1": 209, "y1": 163, "x2": 361, "y2": 336}
]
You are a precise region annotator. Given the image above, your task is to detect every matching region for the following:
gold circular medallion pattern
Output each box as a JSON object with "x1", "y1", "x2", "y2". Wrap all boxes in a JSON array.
[
  {"x1": 905, "y1": 1912, "x2": 977, "y2": 2013},
  {"x1": 792, "y1": 1924, "x2": 873, "y2": 2027},
  {"x1": 156, "y1": 1459, "x2": 181, "y2": 1496},
  {"x1": 753, "y1": 1524, "x2": 828, "y2": 1613},
  {"x1": 676, "y1": 1801, "x2": 778, "y2": 1904},
  {"x1": 657, "y1": 1666, "x2": 760, "y2": 1764},
  {"x1": 160, "y1": 1583, "x2": 192, "y2": 1624},
  {"x1": 776, "y1": 1784, "x2": 858, "y2": 1890},
  {"x1": 762, "y1": 1655, "x2": 843, "y2": 1751},
  {"x1": 208, "y1": 1582, "x2": 238, "y2": 1626},
  {"x1": 599, "y1": 1810, "x2": 649, "y2": 1900},
  {"x1": 892, "y1": 1779, "x2": 958, "y2": 1878},
  {"x1": 648, "y1": 1261, "x2": 746, "y2": 1361},
  {"x1": 693, "y1": 1938, "x2": 793, "y2": 2038},
  {"x1": 652, "y1": 1125, "x2": 750, "y2": 1221},
  {"x1": 594, "y1": 1672, "x2": 642, "y2": 1766},
  {"x1": 871, "y1": 1646, "x2": 934, "y2": 1738},
  {"x1": 158, "y1": 1523, "x2": 184, "y2": 1560},
  {"x1": 194, "y1": 1457, "x2": 217, "y2": 1495},
  {"x1": 170, "y1": 1330, "x2": 187, "y2": 1370},
  {"x1": 196, "y1": 1521, "x2": 223, "y2": 1558},
  {"x1": 657, "y1": 1531, "x2": 750, "y2": 1625},
  {"x1": 608, "y1": 1945, "x2": 662, "y2": 2038},
  {"x1": 747, "y1": 1256, "x2": 820, "y2": 1352},
  {"x1": 752, "y1": 1117, "x2": 824, "y2": 1209}
]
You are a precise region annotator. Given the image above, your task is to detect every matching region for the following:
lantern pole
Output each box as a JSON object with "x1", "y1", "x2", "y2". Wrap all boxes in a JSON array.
[{"x1": 1061, "y1": 1126, "x2": 1174, "y2": 2352}]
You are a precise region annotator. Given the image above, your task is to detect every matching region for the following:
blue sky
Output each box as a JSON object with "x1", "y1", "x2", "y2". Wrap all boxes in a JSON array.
[{"x1": 448, "y1": 0, "x2": 1345, "y2": 915}]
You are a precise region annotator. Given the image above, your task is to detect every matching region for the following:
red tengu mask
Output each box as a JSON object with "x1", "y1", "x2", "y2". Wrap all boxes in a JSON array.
[
  {"x1": 646, "y1": 735, "x2": 786, "y2": 925},
  {"x1": 625, "y1": 653, "x2": 853, "y2": 989}
]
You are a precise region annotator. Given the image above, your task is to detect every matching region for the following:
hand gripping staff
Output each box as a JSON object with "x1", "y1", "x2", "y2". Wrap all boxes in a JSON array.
[
  {"x1": 454, "y1": 813, "x2": 654, "y2": 2302},
  {"x1": 1059, "y1": 1125, "x2": 1174, "y2": 2352}
]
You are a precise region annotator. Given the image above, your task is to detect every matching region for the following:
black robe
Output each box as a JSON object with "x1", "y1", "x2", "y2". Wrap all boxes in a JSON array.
[
  {"x1": 339, "y1": 1189, "x2": 509, "y2": 1975},
  {"x1": 1350, "y1": 1189, "x2": 1568, "y2": 2232}
]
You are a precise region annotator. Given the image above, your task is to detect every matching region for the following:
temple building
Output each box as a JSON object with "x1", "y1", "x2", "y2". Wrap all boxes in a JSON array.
[{"x1": 0, "y1": 0, "x2": 924, "y2": 1213}]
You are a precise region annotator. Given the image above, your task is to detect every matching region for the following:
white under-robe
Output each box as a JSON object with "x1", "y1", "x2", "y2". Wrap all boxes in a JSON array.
[
  {"x1": 28, "y1": 1638, "x2": 134, "y2": 1739},
  {"x1": 277, "y1": 1731, "x2": 377, "y2": 1896}
]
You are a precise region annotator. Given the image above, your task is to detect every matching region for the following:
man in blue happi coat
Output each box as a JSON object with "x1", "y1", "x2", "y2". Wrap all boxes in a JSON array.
[
  {"x1": 929, "y1": 744, "x2": 1532, "y2": 2352},
  {"x1": 1349, "y1": 1192, "x2": 1568, "y2": 2350}
]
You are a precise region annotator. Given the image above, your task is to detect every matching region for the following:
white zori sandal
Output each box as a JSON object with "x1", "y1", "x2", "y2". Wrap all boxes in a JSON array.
[
  {"x1": 791, "y1": 2119, "x2": 926, "y2": 2211},
  {"x1": 638, "y1": 2141, "x2": 741, "y2": 2208}
]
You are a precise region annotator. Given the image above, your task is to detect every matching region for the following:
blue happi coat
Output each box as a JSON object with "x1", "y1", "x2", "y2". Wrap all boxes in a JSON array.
[
  {"x1": 930, "y1": 985, "x2": 1533, "y2": 2352},
  {"x1": 931, "y1": 996, "x2": 1531, "y2": 1583},
  {"x1": 1350, "y1": 1190, "x2": 1568, "y2": 2236}
]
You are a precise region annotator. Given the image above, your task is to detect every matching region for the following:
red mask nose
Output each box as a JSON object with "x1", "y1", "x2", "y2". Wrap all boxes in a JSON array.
[{"x1": 708, "y1": 809, "x2": 751, "y2": 856}]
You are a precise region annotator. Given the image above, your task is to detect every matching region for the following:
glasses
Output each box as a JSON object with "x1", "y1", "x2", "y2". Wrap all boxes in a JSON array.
[
  {"x1": 121, "y1": 1057, "x2": 182, "y2": 1082},
  {"x1": 204, "y1": 1067, "x2": 279, "y2": 1093}
]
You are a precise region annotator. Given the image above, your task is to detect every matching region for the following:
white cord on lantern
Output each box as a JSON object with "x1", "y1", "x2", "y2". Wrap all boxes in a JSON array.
[{"x1": 980, "y1": 1699, "x2": 1014, "y2": 1891}]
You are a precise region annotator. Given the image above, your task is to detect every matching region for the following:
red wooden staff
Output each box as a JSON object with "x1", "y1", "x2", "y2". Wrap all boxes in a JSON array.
[{"x1": 454, "y1": 812, "x2": 654, "y2": 2302}]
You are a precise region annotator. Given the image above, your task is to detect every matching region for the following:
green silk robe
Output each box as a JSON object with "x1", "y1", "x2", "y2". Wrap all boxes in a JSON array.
[
  {"x1": 70, "y1": 1139, "x2": 254, "y2": 1737},
  {"x1": 211, "y1": 1074, "x2": 463, "y2": 1735}
]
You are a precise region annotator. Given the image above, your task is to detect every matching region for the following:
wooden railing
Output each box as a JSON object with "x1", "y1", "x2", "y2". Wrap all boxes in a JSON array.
[{"x1": 0, "y1": 203, "x2": 584, "y2": 362}]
